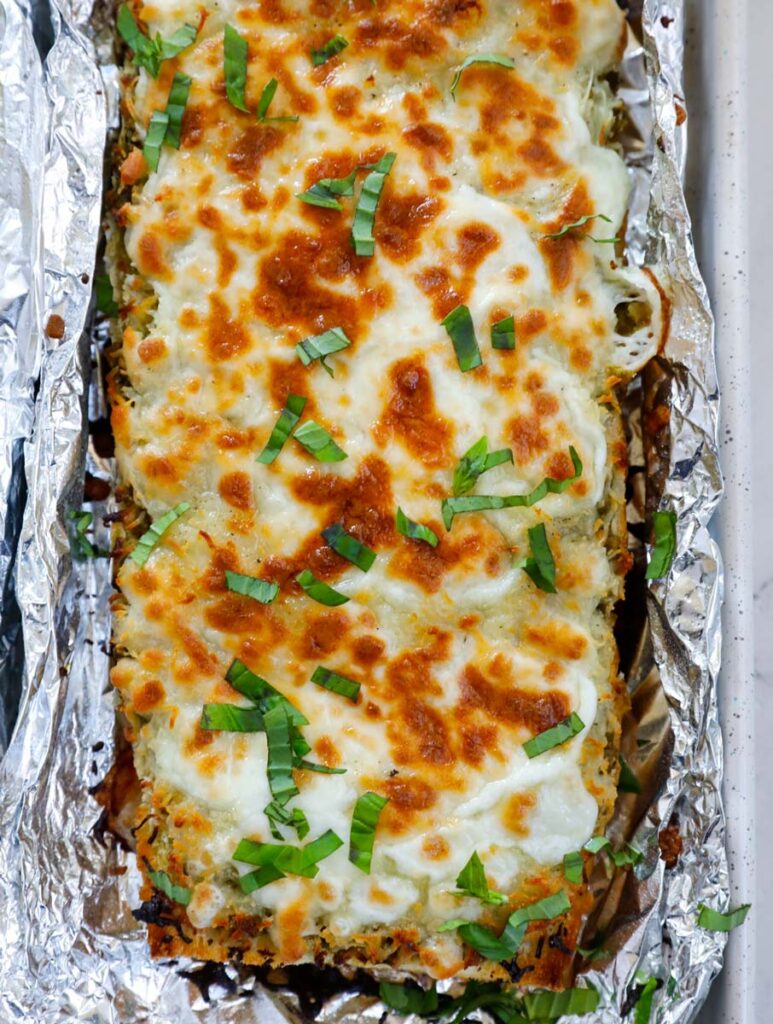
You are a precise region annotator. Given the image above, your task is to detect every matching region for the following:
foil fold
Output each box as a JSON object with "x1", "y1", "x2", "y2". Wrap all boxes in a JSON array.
[{"x1": 0, "y1": 1, "x2": 731, "y2": 1021}]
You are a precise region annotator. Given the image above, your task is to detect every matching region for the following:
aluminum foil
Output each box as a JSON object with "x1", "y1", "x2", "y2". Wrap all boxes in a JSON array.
[{"x1": 0, "y1": 1, "x2": 730, "y2": 1021}]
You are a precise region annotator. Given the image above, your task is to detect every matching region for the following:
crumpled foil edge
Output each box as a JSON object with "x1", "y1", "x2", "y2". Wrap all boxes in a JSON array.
[{"x1": 0, "y1": 0, "x2": 730, "y2": 1021}]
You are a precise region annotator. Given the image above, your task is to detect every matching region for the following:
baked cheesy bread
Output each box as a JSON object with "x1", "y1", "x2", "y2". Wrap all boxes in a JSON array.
[{"x1": 108, "y1": 0, "x2": 664, "y2": 990}]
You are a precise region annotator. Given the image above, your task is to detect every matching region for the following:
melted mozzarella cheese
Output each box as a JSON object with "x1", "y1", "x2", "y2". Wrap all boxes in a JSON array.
[{"x1": 112, "y1": 0, "x2": 660, "y2": 973}]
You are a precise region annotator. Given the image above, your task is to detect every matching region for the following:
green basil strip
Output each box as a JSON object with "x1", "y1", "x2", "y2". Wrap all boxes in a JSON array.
[
  {"x1": 632, "y1": 977, "x2": 658, "y2": 1024},
  {"x1": 164, "y1": 72, "x2": 192, "y2": 148},
  {"x1": 618, "y1": 753, "x2": 642, "y2": 793},
  {"x1": 223, "y1": 24, "x2": 250, "y2": 112},
  {"x1": 441, "y1": 981, "x2": 527, "y2": 1024},
  {"x1": 311, "y1": 665, "x2": 360, "y2": 702},
  {"x1": 544, "y1": 213, "x2": 618, "y2": 244},
  {"x1": 234, "y1": 831, "x2": 342, "y2": 883},
  {"x1": 310, "y1": 34, "x2": 348, "y2": 66},
  {"x1": 442, "y1": 445, "x2": 582, "y2": 530},
  {"x1": 441, "y1": 303, "x2": 482, "y2": 373},
  {"x1": 491, "y1": 314, "x2": 515, "y2": 351},
  {"x1": 523, "y1": 986, "x2": 600, "y2": 1020},
  {"x1": 265, "y1": 800, "x2": 310, "y2": 841},
  {"x1": 321, "y1": 522, "x2": 376, "y2": 571},
  {"x1": 239, "y1": 862, "x2": 286, "y2": 893},
  {"x1": 200, "y1": 703, "x2": 265, "y2": 732},
  {"x1": 351, "y1": 152, "x2": 396, "y2": 256},
  {"x1": 295, "y1": 569, "x2": 349, "y2": 606},
  {"x1": 257, "y1": 78, "x2": 299, "y2": 122},
  {"x1": 378, "y1": 982, "x2": 439, "y2": 1015},
  {"x1": 295, "y1": 326, "x2": 351, "y2": 373},
  {"x1": 645, "y1": 509, "x2": 677, "y2": 580},
  {"x1": 454, "y1": 851, "x2": 507, "y2": 905},
  {"x1": 697, "y1": 902, "x2": 751, "y2": 932},
  {"x1": 142, "y1": 111, "x2": 170, "y2": 173},
  {"x1": 349, "y1": 791, "x2": 389, "y2": 873},
  {"x1": 256, "y1": 393, "x2": 306, "y2": 464},
  {"x1": 440, "y1": 890, "x2": 570, "y2": 961},
  {"x1": 449, "y1": 54, "x2": 515, "y2": 99},
  {"x1": 293, "y1": 420, "x2": 347, "y2": 462},
  {"x1": 562, "y1": 850, "x2": 584, "y2": 884},
  {"x1": 295, "y1": 758, "x2": 347, "y2": 775},
  {"x1": 117, "y1": 5, "x2": 196, "y2": 78},
  {"x1": 264, "y1": 704, "x2": 299, "y2": 806},
  {"x1": 580, "y1": 836, "x2": 642, "y2": 868},
  {"x1": 522, "y1": 522, "x2": 556, "y2": 593},
  {"x1": 396, "y1": 507, "x2": 439, "y2": 548},
  {"x1": 68, "y1": 510, "x2": 105, "y2": 560},
  {"x1": 148, "y1": 869, "x2": 192, "y2": 906},
  {"x1": 95, "y1": 274, "x2": 118, "y2": 315},
  {"x1": 130, "y1": 502, "x2": 190, "y2": 566},
  {"x1": 225, "y1": 570, "x2": 279, "y2": 604},
  {"x1": 522, "y1": 711, "x2": 585, "y2": 759},
  {"x1": 452, "y1": 436, "x2": 513, "y2": 496},
  {"x1": 226, "y1": 659, "x2": 308, "y2": 726},
  {"x1": 297, "y1": 168, "x2": 358, "y2": 210}
]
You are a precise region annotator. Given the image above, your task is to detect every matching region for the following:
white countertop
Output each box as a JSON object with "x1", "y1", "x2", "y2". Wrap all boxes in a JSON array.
[{"x1": 748, "y1": 0, "x2": 771, "y2": 1011}]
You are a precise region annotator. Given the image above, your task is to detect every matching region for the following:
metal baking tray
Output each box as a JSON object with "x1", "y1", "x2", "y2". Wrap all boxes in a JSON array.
[{"x1": 683, "y1": 1, "x2": 756, "y2": 1021}]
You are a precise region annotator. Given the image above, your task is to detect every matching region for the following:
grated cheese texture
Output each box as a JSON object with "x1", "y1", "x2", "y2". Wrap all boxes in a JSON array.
[{"x1": 111, "y1": 0, "x2": 663, "y2": 978}]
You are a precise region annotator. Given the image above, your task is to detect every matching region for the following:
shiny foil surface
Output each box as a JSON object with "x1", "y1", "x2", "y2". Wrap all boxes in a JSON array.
[{"x1": 0, "y1": 1, "x2": 730, "y2": 1021}]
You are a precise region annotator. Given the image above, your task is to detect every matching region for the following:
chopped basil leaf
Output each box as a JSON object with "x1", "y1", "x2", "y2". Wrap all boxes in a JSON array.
[
  {"x1": 618, "y1": 753, "x2": 642, "y2": 793},
  {"x1": 562, "y1": 850, "x2": 584, "y2": 884},
  {"x1": 265, "y1": 800, "x2": 310, "y2": 841},
  {"x1": 522, "y1": 986, "x2": 600, "y2": 1020},
  {"x1": 234, "y1": 830, "x2": 343, "y2": 891},
  {"x1": 200, "y1": 703, "x2": 265, "y2": 732},
  {"x1": 142, "y1": 110, "x2": 170, "y2": 173},
  {"x1": 148, "y1": 869, "x2": 192, "y2": 906},
  {"x1": 379, "y1": 981, "x2": 439, "y2": 1015},
  {"x1": 645, "y1": 509, "x2": 677, "y2": 580},
  {"x1": 442, "y1": 445, "x2": 582, "y2": 530},
  {"x1": 129, "y1": 502, "x2": 189, "y2": 566},
  {"x1": 256, "y1": 77, "x2": 299, "y2": 122},
  {"x1": 523, "y1": 711, "x2": 584, "y2": 759},
  {"x1": 452, "y1": 436, "x2": 513, "y2": 496},
  {"x1": 295, "y1": 569, "x2": 349, "y2": 606},
  {"x1": 295, "y1": 326, "x2": 351, "y2": 374},
  {"x1": 225, "y1": 570, "x2": 279, "y2": 604},
  {"x1": 321, "y1": 522, "x2": 376, "y2": 571},
  {"x1": 449, "y1": 54, "x2": 515, "y2": 99},
  {"x1": 264, "y1": 704, "x2": 299, "y2": 807},
  {"x1": 223, "y1": 24, "x2": 250, "y2": 112},
  {"x1": 257, "y1": 393, "x2": 306, "y2": 464},
  {"x1": 351, "y1": 152, "x2": 396, "y2": 256},
  {"x1": 454, "y1": 851, "x2": 507, "y2": 905},
  {"x1": 349, "y1": 791, "x2": 389, "y2": 873},
  {"x1": 632, "y1": 976, "x2": 658, "y2": 1024},
  {"x1": 117, "y1": 5, "x2": 196, "y2": 77},
  {"x1": 164, "y1": 72, "x2": 191, "y2": 149},
  {"x1": 310, "y1": 34, "x2": 348, "y2": 66},
  {"x1": 297, "y1": 168, "x2": 358, "y2": 210},
  {"x1": 581, "y1": 836, "x2": 642, "y2": 868},
  {"x1": 544, "y1": 213, "x2": 619, "y2": 244},
  {"x1": 522, "y1": 522, "x2": 556, "y2": 593},
  {"x1": 440, "y1": 891, "x2": 570, "y2": 961},
  {"x1": 67, "y1": 509, "x2": 107, "y2": 560},
  {"x1": 491, "y1": 314, "x2": 515, "y2": 350},
  {"x1": 441, "y1": 303, "x2": 482, "y2": 373},
  {"x1": 295, "y1": 757, "x2": 347, "y2": 774},
  {"x1": 577, "y1": 942, "x2": 608, "y2": 962},
  {"x1": 396, "y1": 507, "x2": 439, "y2": 548},
  {"x1": 94, "y1": 274, "x2": 119, "y2": 316},
  {"x1": 311, "y1": 665, "x2": 360, "y2": 702},
  {"x1": 294, "y1": 419, "x2": 347, "y2": 462},
  {"x1": 226, "y1": 658, "x2": 308, "y2": 725},
  {"x1": 697, "y1": 902, "x2": 751, "y2": 932}
]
